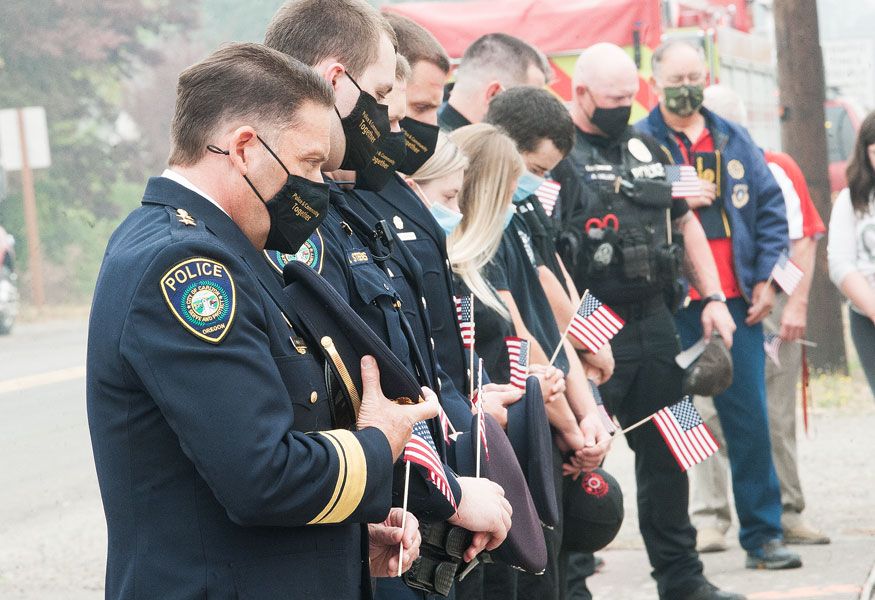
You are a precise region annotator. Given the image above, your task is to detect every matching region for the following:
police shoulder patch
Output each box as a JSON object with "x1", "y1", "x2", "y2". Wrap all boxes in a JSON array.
[
  {"x1": 160, "y1": 257, "x2": 236, "y2": 344},
  {"x1": 263, "y1": 229, "x2": 324, "y2": 274}
]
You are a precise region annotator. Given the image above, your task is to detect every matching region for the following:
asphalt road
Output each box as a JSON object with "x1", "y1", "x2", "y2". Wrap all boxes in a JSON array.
[
  {"x1": 0, "y1": 318, "x2": 105, "y2": 600},
  {"x1": 0, "y1": 317, "x2": 873, "y2": 599}
]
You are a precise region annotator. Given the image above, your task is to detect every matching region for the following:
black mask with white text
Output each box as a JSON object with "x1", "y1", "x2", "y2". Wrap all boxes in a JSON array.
[
  {"x1": 209, "y1": 136, "x2": 330, "y2": 253},
  {"x1": 397, "y1": 117, "x2": 440, "y2": 175},
  {"x1": 355, "y1": 130, "x2": 407, "y2": 192},
  {"x1": 337, "y1": 71, "x2": 391, "y2": 171}
]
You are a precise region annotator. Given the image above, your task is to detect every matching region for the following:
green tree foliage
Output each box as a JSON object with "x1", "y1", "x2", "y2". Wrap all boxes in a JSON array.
[{"x1": 0, "y1": 0, "x2": 196, "y2": 302}]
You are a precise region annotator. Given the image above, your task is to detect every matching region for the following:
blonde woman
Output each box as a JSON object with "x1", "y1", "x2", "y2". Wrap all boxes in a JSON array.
[{"x1": 414, "y1": 124, "x2": 581, "y2": 455}]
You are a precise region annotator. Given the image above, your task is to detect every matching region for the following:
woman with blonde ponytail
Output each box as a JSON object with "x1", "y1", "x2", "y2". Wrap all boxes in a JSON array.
[{"x1": 407, "y1": 125, "x2": 519, "y2": 388}]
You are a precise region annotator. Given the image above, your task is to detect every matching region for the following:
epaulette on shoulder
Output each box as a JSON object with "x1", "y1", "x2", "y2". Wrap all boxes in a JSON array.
[{"x1": 165, "y1": 206, "x2": 210, "y2": 240}]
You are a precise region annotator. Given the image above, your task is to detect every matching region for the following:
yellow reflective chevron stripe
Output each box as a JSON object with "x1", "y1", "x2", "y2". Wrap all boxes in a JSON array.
[{"x1": 307, "y1": 429, "x2": 367, "y2": 525}]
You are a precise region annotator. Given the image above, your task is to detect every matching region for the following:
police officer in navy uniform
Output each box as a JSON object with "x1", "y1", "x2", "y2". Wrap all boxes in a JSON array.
[
  {"x1": 86, "y1": 44, "x2": 440, "y2": 599},
  {"x1": 263, "y1": 3, "x2": 514, "y2": 595},
  {"x1": 553, "y1": 43, "x2": 740, "y2": 600}
]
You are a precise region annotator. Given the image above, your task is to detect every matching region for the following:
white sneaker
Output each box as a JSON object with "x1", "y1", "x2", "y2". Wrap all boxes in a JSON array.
[{"x1": 697, "y1": 527, "x2": 727, "y2": 553}]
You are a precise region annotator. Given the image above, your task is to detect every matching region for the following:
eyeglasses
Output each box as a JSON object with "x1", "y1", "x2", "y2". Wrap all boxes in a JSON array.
[{"x1": 664, "y1": 72, "x2": 706, "y2": 86}]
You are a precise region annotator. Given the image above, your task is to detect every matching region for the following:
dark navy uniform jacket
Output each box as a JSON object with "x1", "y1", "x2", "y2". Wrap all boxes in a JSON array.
[
  {"x1": 86, "y1": 177, "x2": 393, "y2": 600},
  {"x1": 350, "y1": 176, "x2": 473, "y2": 426},
  {"x1": 303, "y1": 184, "x2": 462, "y2": 522}
]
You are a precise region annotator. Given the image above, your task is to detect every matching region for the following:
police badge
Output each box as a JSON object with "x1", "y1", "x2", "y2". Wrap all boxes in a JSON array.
[{"x1": 161, "y1": 257, "x2": 236, "y2": 343}]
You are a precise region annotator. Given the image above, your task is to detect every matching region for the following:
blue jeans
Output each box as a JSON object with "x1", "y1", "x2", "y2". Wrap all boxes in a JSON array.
[{"x1": 675, "y1": 298, "x2": 783, "y2": 551}]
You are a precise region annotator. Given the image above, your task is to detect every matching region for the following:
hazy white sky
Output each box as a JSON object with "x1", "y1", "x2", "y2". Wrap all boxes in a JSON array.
[{"x1": 817, "y1": 0, "x2": 875, "y2": 40}]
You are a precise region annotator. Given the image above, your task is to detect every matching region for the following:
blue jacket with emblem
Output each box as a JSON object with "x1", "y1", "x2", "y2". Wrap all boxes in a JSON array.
[
  {"x1": 86, "y1": 177, "x2": 393, "y2": 600},
  {"x1": 636, "y1": 106, "x2": 789, "y2": 299}
]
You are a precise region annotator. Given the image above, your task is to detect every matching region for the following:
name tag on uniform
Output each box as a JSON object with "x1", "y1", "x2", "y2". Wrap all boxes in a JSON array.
[
  {"x1": 397, "y1": 231, "x2": 417, "y2": 242},
  {"x1": 347, "y1": 250, "x2": 370, "y2": 265},
  {"x1": 584, "y1": 164, "x2": 617, "y2": 182}
]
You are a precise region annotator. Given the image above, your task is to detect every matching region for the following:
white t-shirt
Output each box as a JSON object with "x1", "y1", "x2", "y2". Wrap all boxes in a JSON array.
[
  {"x1": 768, "y1": 162, "x2": 805, "y2": 240},
  {"x1": 827, "y1": 188, "x2": 875, "y2": 312}
]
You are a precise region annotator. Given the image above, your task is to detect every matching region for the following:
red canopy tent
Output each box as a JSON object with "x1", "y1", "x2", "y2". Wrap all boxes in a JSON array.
[
  {"x1": 385, "y1": 0, "x2": 663, "y2": 106},
  {"x1": 385, "y1": 0, "x2": 662, "y2": 57}
]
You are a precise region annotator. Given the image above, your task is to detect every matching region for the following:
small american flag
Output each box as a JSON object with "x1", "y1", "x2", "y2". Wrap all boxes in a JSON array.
[
  {"x1": 771, "y1": 252, "x2": 803, "y2": 295},
  {"x1": 404, "y1": 420, "x2": 456, "y2": 509},
  {"x1": 505, "y1": 337, "x2": 530, "y2": 390},
  {"x1": 764, "y1": 332, "x2": 782, "y2": 367},
  {"x1": 473, "y1": 359, "x2": 489, "y2": 461},
  {"x1": 589, "y1": 380, "x2": 617, "y2": 434},
  {"x1": 437, "y1": 404, "x2": 452, "y2": 444},
  {"x1": 535, "y1": 179, "x2": 562, "y2": 217},
  {"x1": 652, "y1": 396, "x2": 719, "y2": 472},
  {"x1": 567, "y1": 291, "x2": 625, "y2": 354},
  {"x1": 665, "y1": 165, "x2": 702, "y2": 199},
  {"x1": 455, "y1": 295, "x2": 475, "y2": 349}
]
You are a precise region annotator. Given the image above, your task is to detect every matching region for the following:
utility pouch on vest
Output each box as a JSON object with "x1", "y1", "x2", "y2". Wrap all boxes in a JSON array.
[
  {"x1": 619, "y1": 228, "x2": 652, "y2": 281},
  {"x1": 627, "y1": 178, "x2": 673, "y2": 209}
]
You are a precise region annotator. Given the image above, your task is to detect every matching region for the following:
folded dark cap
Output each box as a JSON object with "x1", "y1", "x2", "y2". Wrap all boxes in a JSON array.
[
  {"x1": 682, "y1": 334, "x2": 733, "y2": 397},
  {"x1": 282, "y1": 260, "x2": 423, "y2": 427},
  {"x1": 505, "y1": 376, "x2": 559, "y2": 527},
  {"x1": 449, "y1": 413, "x2": 547, "y2": 573}
]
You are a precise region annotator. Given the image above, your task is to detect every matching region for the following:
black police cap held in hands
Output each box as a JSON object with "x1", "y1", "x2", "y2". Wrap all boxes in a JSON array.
[
  {"x1": 207, "y1": 137, "x2": 330, "y2": 254},
  {"x1": 336, "y1": 71, "x2": 392, "y2": 172},
  {"x1": 398, "y1": 117, "x2": 440, "y2": 175}
]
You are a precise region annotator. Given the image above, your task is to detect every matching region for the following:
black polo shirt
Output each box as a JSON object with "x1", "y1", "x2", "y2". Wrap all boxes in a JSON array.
[
  {"x1": 438, "y1": 102, "x2": 472, "y2": 132},
  {"x1": 485, "y1": 216, "x2": 570, "y2": 374}
]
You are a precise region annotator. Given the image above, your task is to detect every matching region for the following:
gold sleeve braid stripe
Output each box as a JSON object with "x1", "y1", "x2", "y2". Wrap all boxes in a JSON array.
[{"x1": 307, "y1": 429, "x2": 367, "y2": 525}]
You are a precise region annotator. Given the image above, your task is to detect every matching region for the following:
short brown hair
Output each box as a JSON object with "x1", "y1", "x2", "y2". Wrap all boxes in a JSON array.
[
  {"x1": 384, "y1": 12, "x2": 450, "y2": 74},
  {"x1": 456, "y1": 33, "x2": 548, "y2": 87},
  {"x1": 264, "y1": 0, "x2": 397, "y2": 77},
  {"x1": 395, "y1": 53, "x2": 411, "y2": 82},
  {"x1": 168, "y1": 43, "x2": 333, "y2": 167}
]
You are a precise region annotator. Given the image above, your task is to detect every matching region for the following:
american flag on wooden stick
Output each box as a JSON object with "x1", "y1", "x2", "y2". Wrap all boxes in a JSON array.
[
  {"x1": 652, "y1": 396, "x2": 719, "y2": 472},
  {"x1": 454, "y1": 294, "x2": 475, "y2": 349},
  {"x1": 567, "y1": 291, "x2": 624, "y2": 354},
  {"x1": 505, "y1": 337, "x2": 530, "y2": 390},
  {"x1": 665, "y1": 165, "x2": 702, "y2": 199},
  {"x1": 771, "y1": 251, "x2": 804, "y2": 295},
  {"x1": 474, "y1": 360, "x2": 489, "y2": 462},
  {"x1": 534, "y1": 179, "x2": 562, "y2": 217},
  {"x1": 403, "y1": 420, "x2": 456, "y2": 508}
]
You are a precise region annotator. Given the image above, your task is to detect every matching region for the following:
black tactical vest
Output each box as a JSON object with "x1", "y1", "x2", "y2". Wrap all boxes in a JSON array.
[{"x1": 567, "y1": 128, "x2": 683, "y2": 305}]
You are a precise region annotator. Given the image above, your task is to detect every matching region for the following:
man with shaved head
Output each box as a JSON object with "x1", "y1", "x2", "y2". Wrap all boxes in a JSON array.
[
  {"x1": 637, "y1": 40, "x2": 799, "y2": 574},
  {"x1": 438, "y1": 32, "x2": 550, "y2": 131},
  {"x1": 552, "y1": 43, "x2": 742, "y2": 600}
]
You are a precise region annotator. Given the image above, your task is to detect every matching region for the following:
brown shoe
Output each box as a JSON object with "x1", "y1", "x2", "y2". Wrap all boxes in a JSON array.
[
  {"x1": 696, "y1": 527, "x2": 728, "y2": 553},
  {"x1": 783, "y1": 522, "x2": 830, "y2": 545}
]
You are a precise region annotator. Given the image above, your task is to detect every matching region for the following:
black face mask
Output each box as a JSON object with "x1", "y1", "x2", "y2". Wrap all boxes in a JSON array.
[
  {"x1": 337, "y1": 71, "x2": 391, "y2": 171},
  {"x1": 397, "y1": 117, "x2": 440, "y2": 175},
  {"x1": 355, "y1": 130, "x2": 407, "y2": 192},
  {"x1": 208, "y1": 136, "x2": 330, "y2": 253},
  {"x1": 587, "y1": 91, "x2": 631, "y2": 139}
]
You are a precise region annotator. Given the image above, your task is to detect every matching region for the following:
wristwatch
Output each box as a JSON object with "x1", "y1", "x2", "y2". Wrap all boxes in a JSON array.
[{"x1": 701, "y1": 292, "x2": 727, "y2": 306}]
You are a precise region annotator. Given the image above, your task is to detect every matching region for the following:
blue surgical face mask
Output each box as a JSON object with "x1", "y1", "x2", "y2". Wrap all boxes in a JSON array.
[
  {"x1": 430, "y1": 202, "x2": 463, "y2": 235},
  {"x1": 503, "y1": 204, "x2": 516, "y2": 229},
  {"x1": 513, "y1": 170, "x2": 546, "y2": 204}
]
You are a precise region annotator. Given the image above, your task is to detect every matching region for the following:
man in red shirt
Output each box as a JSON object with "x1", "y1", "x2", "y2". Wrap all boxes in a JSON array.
[{"x1": 689, "y1": 85, "x2": 830, "y2": 552}]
